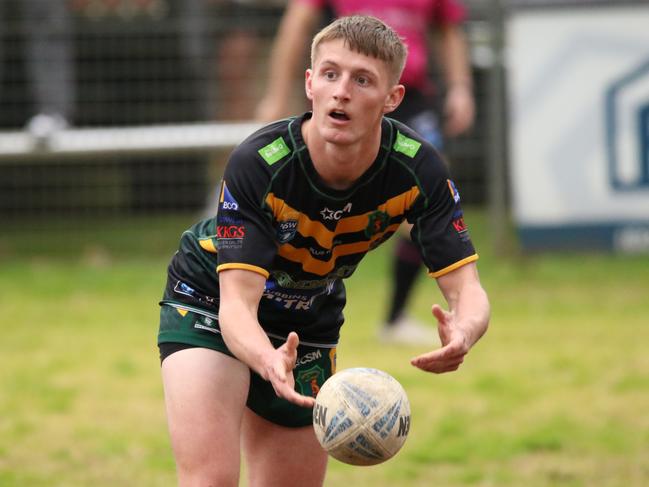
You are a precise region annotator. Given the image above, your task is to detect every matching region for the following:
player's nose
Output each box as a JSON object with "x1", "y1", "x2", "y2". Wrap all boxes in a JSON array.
[{"x1": 332, "y1": 76, "x2": 352, "y2": 101}]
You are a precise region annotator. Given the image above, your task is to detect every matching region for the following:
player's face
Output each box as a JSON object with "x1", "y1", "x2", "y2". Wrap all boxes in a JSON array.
[{"x1": 305, "y1": 39, "x2": 404, "y2": 146}]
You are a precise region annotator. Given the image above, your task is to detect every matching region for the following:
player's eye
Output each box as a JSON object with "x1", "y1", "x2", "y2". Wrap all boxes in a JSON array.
[
  {"x1": 324, "y1": 71, "x2": 337, "y2": 80},
  {"x1": 356, "y1": 76, "x2": 369, "y2": 86}
]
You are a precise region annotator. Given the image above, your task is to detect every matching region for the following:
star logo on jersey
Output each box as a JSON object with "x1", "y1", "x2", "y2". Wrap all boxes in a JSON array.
[
  {"x1": 320, "y1": 208, "x2": 335, "y2": 220},
  {"x1": 320, "y1": 203, "x2": 352, "y2": 221}
]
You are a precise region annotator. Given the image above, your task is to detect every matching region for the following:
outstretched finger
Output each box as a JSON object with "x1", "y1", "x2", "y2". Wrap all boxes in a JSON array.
[
  {"x1": 432, "y1": 304, "x2": 450, "y2": 324},
  {"x1": 410, "y1": 338, "x2": 465, "y2": 366},
  {"x1": 284, "y1": 332, "x2": 300, "y2": 353},
  {"x1": 271, "y1": 379, "x2": 316, "y2": 408},
  {"x1": 414, "y1": 359, "x2": 463, "y2": 374},
  {"x1": 286, "y1": 390, "x2": 316, "y2": 408}
]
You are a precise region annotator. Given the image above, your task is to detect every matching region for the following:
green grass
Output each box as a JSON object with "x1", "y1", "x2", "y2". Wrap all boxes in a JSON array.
[{"x1": 1, "y1": 210, "x2": 648, "y2": 486}]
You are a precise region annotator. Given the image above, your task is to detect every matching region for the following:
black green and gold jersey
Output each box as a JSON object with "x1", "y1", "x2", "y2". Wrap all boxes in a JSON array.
[{"x1": 162, "y1": 112, "x2": 477, "y2": 346}]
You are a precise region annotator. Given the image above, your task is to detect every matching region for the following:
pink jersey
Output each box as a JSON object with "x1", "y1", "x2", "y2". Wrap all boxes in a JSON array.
[{"x1": 299, "y1": 0, "x2": 466, "y2": 90}]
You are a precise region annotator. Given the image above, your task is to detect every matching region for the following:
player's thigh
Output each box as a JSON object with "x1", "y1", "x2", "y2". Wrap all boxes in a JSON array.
[
  {"x1": 242, "y1": 408, "x2": 328, "y2": 487},
  {"x1": 161, "y1": 347, "x2": 250, "y2": 472}
]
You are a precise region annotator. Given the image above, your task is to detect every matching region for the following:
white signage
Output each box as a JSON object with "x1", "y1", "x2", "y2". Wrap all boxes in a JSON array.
[{"x1": 506, "y1": 5, "x2": 649, "y2": 251}]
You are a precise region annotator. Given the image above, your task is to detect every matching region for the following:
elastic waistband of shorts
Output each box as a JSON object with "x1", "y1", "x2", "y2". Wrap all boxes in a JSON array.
[{"x1": 160, "y1": 302, "x2": 339, "y2": 349}]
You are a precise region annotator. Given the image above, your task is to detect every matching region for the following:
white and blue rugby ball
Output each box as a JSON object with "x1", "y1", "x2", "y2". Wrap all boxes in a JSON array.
[{"x1": 312, "y1": 367, "x2": 411, "y2": 466}]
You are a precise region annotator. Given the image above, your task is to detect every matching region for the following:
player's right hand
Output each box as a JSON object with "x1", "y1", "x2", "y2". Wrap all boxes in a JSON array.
[{"x1": 265, "y1": 332, "x2": 316, "y2": 408}]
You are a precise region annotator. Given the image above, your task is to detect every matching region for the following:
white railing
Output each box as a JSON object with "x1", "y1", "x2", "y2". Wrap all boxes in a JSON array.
[{"x1": 0, "y1": 122, "x2": 264, "y2": 163}]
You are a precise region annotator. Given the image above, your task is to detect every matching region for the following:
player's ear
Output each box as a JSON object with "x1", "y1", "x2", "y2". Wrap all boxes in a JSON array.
[
  {"x1": 383, "y1": 84, "x2": 405, "y2": 114},
  {"x1": 305, "y1": 69, "x2": 314, "y2": 101}
]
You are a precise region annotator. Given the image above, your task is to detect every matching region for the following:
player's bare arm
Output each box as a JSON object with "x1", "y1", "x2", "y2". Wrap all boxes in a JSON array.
[
  {"x1": 410, "y1": 262, "x2": 489, "y2": 373},
  {"x1": 218, "y1": 268, "x2": 315, "y2": 408}
]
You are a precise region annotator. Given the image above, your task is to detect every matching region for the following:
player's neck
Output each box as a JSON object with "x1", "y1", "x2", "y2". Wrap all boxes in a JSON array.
[{"x1": 303, "y1": 120, "x2": 381, "y2": 191}]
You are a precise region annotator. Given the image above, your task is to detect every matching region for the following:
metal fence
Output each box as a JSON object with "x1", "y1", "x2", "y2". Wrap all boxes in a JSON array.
[{"x1": 0, "y1": 0, "x2": 494, "y2": 221}]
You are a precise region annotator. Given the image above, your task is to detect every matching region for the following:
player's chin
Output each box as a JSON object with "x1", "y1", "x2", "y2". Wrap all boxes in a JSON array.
[{"x1": 321, "y1": 126, "x2": 356, "y2": 145}]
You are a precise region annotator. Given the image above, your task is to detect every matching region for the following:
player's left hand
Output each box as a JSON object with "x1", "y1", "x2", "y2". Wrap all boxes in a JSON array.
[{"x1": 410, "y1": 304, "x2": 470, "y2": 373}]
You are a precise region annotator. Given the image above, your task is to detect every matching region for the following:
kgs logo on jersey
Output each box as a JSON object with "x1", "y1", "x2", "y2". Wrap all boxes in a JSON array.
[
  {"x1": 451, "y1": 210, "x2": 470, "y2": 242},
  {"x1": 217, "y1": 225, "x2": 245, "y2": 239}
]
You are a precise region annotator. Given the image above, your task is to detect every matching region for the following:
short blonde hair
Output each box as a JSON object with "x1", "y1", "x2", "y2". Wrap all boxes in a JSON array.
[{"x1": 310, "y1": 15, "x2": 408, "y2": 86}]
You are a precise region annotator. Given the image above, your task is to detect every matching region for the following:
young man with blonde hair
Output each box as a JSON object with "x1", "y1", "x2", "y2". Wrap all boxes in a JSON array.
[{"x1": 158, "y1": 15, "x2": 489, "y2": 486}]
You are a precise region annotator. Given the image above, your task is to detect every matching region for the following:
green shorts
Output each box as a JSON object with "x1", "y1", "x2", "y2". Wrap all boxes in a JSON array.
[{"x1": 158, "y1": 305, "x2": 337, "y2": 428}]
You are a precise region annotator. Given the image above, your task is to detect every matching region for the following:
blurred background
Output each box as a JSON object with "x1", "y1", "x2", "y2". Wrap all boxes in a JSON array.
[
  {"x1": 2, "y1": 0, "x2": 646, "y2": 252},
  {"x1": 0, "y1": 0, "x2": 493, "y2": 225},
  {"x1": 1, "y1": 1, "x2": 648, "y2": 486}
]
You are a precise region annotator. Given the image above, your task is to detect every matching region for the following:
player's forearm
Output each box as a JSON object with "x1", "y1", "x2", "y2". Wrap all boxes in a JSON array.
[
  {"x1": 447, "y1": 280, "x2": 490, "y2": 348},
  {"x1": 218, "y1": 300, "x2": 276, "y2": 380}
]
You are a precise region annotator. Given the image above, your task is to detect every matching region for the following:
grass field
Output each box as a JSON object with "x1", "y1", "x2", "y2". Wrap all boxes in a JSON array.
[{"x1": 0, "y1": 209, "x2": 648, "y2": 486}]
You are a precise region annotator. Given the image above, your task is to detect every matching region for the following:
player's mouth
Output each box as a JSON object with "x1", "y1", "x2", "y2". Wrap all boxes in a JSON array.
[{"x1": 329, "y1": 109, "x2": 350, "y2": 122}]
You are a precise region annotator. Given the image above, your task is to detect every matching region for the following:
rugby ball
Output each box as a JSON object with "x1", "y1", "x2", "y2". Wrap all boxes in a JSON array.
[{"x1": 312, "y1": 367, "x2": 411, "y2": 466}]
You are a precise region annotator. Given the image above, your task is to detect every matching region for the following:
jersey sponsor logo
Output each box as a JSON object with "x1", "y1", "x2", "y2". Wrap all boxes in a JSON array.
[
  {"x1": 296, "y1": 365, "x2": 325, "y2": 397},
  {"x1": 219, "y1": 181, "x2": 240, "y2": 211},
  {"x1": 309, "y1": 247, "x2": 331, "y2": 257},
  {"x1": 174, "y1": 280, "x2": 196, "y2": 298},
  {"x1": 451, "y1": 213, "x2": 471, "y2": 242},
  {"x1": 447, "y1": 179, "x2": 461, "y2": 204},
  {"x1": 320, "y1": 203, "x2": 352, "y2": 221},
  {"x1": 271, "y1": 265, "x2": 356, "y2": 289},
  {"x1": 193, "y1": 315, "x2": 219, "y2": 334},
  {"x1": 258, "y1": 136, "x2": 290, "y2": 165},
  {"x1": 277, "y1": 219, "x2": 298, "y2": 243},
  {"x1": 173, "y1": 281, "x2": 218, "y2": 306},
  {"x1": 296, "y1": 349, "x2": 322, "y2": 366},
  {"x1": 217, "y1": 225, "x2": 245, "y2": 239},
  {"x1": 218, "y1": 214, "x2": 242, "y2": 225},
  {"x1": 452, "y1": 217, "x2": 467, "y2": 233},
  {"x1": 263, "y1": 278, "x2": 335, "y2": 309},
  {"x1": 217, "y1": 224, "x2": 245, "y2": 249},
  {"x1": 365, "y1": 210, "x2": 390, "y2": 238},
  {"x1": 263, "y1": 288, "x2": 315, "y2": 310},
  {"x1": 393, "y1": 131, "x2": 422, "y2": 158}
]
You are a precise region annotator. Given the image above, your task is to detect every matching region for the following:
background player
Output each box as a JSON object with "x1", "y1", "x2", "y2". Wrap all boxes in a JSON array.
[
  {"x1": 256, "y1": 0, "x2": 476, "y2": 345},
  {"x1": 159, "y1": 15, "x2": 489, "y2": 486}
]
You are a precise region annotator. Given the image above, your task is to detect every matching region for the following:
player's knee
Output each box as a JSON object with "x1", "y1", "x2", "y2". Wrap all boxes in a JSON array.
[
  {"x1": 175, "y1": 448, "x2": 239, "y2": 487},
  {"x1": 176, "y1": 456, "x2": 239, "y2": 487}
]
